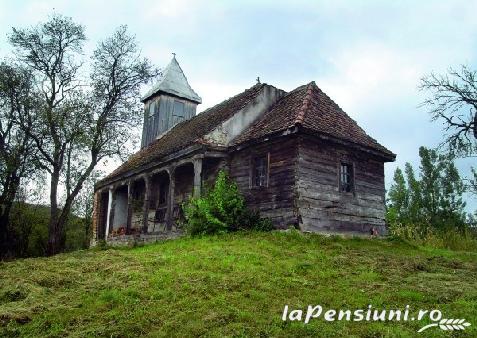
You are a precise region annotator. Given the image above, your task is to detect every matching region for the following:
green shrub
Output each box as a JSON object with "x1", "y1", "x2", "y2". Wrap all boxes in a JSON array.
[{"x1": 183, "y1": 170, "x2": 273, "y2": 235}]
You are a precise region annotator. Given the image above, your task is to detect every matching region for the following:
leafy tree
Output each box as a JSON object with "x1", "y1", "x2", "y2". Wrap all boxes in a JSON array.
[
  {"x1": 419, "y1": 147, "x2": 466, "y2": 227},
  {"x1": 419, "y1": 147, "x2": 442, "y2": 223},
  {"x1": 8, "y1": 14, "x2": 158, "y2": 255},
  {"x1": 404, "y1": 163, "x2": 422, "y2": 224},
  {"x1": 0, "y1": 63, "x2": 38, "y2": 258},
  {"x1": 387, "y1": 146, "x2": 466, "y2": 230},
  {"x1": 438, "y1": 153, "x2": 466, "y2": 227},
  {"x1": 386, "y1": 168, "x2": 408, "y2": 224}
]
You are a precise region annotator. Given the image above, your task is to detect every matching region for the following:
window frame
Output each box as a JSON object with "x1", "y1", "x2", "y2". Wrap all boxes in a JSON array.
[
  {"x1": 172, "y1": 99, "x2": 186, "y2": 122},
  {"x1": 339, "y1": 162, "x2": 355, "y2": 194},
  {"x1": 250, "y1": 152, "x2": 270, "y2": 189}
]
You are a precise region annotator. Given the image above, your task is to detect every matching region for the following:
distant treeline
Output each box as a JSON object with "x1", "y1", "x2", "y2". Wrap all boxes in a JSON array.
[{"x1": 5, "y1": 203, "x2": 89, "y2": 258}]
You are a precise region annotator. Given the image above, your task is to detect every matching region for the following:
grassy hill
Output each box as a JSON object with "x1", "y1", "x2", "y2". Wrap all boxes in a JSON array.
[{"x1": 0, "y1": 231, "x2": 476, "y2": 337}]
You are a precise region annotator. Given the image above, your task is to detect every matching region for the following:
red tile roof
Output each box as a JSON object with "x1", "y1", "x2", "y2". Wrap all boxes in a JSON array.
[
  {"x1": 101, "y1": 83, "x2": 267, "y2": 183},
  {"x1": 231, "y1": 82, "x2": 394, "y2": 158}
]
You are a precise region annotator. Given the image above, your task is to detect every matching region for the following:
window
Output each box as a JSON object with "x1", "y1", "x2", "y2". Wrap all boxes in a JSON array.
[
  {"x1": 252, "y1": 155, "x2": 268, "y2": 188},
  {"x1": 340, "y1": 163, "x2": 354, "y2": 193},
  {"x1": 172, "y1": 100, "x2": 185, "y2": 122},
  {"x1": 148, "y1": 101, "x2": 157, "y2": 117}
]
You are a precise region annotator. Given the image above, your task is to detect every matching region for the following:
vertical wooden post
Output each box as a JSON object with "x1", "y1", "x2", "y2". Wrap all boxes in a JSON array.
[
  {"x1": 126, "y1": 181, "x2": 133, "y2": 234},
  {"x1": 107, "y1": 187, "x2": 116, "y2": 237},
  {"x1": 91, "y1": 191, "x2": 100, "y2": 242},
  {"x1": 193, "y1": 158, "x2": 203, "y2": 198},
  {"x1": 104, "y1": 189, "x2": 110, "y2": 239},
  {"x1": 142, "y1": 175, "x2": 151, "y2": 234},
  {"x1": 167, "y1": 168, "x2": 175, "y2": 230}
]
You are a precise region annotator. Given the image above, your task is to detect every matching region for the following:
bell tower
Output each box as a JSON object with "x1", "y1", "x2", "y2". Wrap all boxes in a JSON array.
[{"x1": 141, "y1": 55, "x2": 201, "y2": 148}]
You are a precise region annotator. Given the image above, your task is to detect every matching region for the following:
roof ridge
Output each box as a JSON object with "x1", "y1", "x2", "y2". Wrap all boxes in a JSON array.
[{"x1": 294, "y1": 81, "x2": 316, "y2": 125}]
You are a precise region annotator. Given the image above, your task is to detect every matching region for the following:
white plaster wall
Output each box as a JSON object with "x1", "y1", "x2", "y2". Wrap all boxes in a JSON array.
[
  {"x1": 204, "y1": 85, "x2": 286, "y2": 145},
  {"x1": 113, "y1": 191, "x2": 128, "y2": 229}
]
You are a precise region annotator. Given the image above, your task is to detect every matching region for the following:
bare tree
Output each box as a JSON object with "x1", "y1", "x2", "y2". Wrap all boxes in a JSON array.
[
  {"x1": 0, "y1": 62, "x2": 38, "y2": 258},
  {"x1": 420, "y1": 65, "x2": 477, "y2": 157},
  {"x1": 9, "y1": 14, "x2": 158, "y2": 255}
]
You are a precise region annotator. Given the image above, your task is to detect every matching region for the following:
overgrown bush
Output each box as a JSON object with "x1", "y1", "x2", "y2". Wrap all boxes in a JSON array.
[{"x1": 183, "y1": 170, "x2": 273, "y2": 235}]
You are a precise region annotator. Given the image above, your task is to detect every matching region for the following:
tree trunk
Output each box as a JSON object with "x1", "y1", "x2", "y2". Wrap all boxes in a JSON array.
[
  {"x1": 0, "y1": 178, "x2": 20, "y2": 258},
  {"x1": 0, "y1": 208, "x2": 11, "y2": 258},
  {"x1": 47, "y1": 160, "x2": 96, "y2": 256},
  {"x1": 47, "y1": 168, "x2": 62, "y2": 256}
]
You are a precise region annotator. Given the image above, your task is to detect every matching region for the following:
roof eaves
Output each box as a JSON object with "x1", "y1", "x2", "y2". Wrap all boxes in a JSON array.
[{"x1": 299, "y1": 126, "x2": 396, "y2": 161}]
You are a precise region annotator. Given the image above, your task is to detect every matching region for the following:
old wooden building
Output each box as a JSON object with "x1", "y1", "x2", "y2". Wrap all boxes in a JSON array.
[{"x1": 91, "y1": 56, "x2": 395, "y2": 244}]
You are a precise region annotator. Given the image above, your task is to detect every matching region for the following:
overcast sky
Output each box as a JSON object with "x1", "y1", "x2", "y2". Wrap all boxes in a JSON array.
[{"x1": 1, "y1": 0, "x2": 476, "y2": 209}]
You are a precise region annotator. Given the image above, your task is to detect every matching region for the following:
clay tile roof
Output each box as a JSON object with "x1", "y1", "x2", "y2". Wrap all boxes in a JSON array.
[
  {"x1": 101, "y1": 83, "x2": 266, "y2": 183},
  {"x1": 232, "y1": 81, "x2": 394, "y2": 158}
]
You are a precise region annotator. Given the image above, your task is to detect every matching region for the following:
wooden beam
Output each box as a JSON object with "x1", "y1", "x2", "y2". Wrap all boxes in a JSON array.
[
  {"x1": 193, "y1": 158, "x2": 202, "y2": 197},
  {"x1": 166, "y1": 168, "x2": 175, "y2": 230},
  {"x1": 126, "y1": 181, "x2": 133, "y2": 234},
  {"x1": 142, "y1": 175, "x2": 151, "y2": 234}
]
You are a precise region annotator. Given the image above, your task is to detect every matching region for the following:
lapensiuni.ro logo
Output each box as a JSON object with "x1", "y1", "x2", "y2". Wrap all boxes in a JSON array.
[{"x1": 282, "y1": 305, "x2": 471, "y2": 333}]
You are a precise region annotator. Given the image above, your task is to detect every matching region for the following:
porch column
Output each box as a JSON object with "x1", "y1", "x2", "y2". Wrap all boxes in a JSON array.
[
  {"x1": 107, "y1": 187, "x2": 116, "y2": 238},
  {"x1": 104, "y1": 188, "x2": 113, "y2": 240},
  {"x1": 126, "y1": 181, "x2": 133, "y2": 234},
  {"x1": 193, "y1": 158, "x2": 203, "y2": 198},
  {"x1": 142, "y1": 175, "x2": 151, "y2": 234},
  {"x1": 167, "y1": 168, "x2": 175, "y2": 230}
]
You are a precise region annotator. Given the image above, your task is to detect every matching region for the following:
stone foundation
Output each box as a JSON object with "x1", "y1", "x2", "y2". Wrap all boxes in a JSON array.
[{"x1": 91, "y1": 231, "x2": 184, "y2": 247}]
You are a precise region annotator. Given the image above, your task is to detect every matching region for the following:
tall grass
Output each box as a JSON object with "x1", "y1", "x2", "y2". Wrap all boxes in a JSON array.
[{"x1": 389, "y1": 223, "x2": 477, "y2": 251}]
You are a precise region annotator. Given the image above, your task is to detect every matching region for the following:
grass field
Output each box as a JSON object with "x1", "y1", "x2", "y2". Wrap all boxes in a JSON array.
[{"x1": 0, "y1": 231, "x2": 476, "y2": 337}]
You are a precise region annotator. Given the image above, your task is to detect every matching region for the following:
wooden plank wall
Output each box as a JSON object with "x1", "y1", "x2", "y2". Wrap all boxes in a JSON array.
[
  {"x1": 229, "y1": 137, "x2": 299, "y2": 228},
  {"x1": 296, "y1": 136, "x2": 386, "y2": 233},
  {"x1": 141, "y1": 94, "x2": 197, "y2": 148}
]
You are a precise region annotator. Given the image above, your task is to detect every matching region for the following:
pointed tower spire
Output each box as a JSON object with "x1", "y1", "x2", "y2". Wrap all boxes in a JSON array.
[{"x1": 142, "y1": 55, "x2": 201, "y2": 103}]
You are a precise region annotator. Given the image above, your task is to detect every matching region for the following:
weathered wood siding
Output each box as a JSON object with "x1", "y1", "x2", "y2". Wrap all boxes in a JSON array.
[
  {"x1": 141, "y1": 94, "x2": 198, "y2": 148},
  {"x1": 296, "y1": 136, "x2": 386, "y2": 233},
  {"x1": 229, "y1": 137, "x2": 299, "y2": 228}
]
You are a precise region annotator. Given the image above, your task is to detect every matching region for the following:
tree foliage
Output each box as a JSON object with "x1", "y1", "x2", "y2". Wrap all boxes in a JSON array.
[
  {"x1": 387, "y1": 146, "x2": 466, "y2": 230},
  {"x1": 8, "y1": 14, "x2": 158, "y2": 255},
  {"x1": 0, "y1": 62, "x2": 39, "y2": 258}
]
